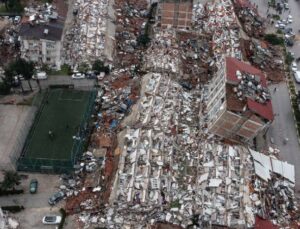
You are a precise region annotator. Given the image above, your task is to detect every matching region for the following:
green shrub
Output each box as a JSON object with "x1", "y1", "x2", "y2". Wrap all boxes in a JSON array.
[
  {"x1": 0, "y1": 189, "x2": 23, "y2": 196},
  {"x1": 264, "y1": 34, "x2": 284, "y2": 46},
  {"x1": 2, "y1": 205, "x2": 24, "y2": 213}
]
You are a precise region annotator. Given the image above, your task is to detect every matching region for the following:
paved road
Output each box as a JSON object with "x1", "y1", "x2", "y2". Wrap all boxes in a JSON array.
[
  {"x1": 252, "y1": 0, "x2": 300, "y2": 86},
  {"x1": 267, "y1": 83, "x2": 300, "y2": 192}
]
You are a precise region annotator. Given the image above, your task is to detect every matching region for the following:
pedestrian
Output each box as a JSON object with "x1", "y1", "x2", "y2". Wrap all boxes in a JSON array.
[
  {"x1": 48, "y1": 130, "x2": 54, "y2": 140},
  {"x1": 273, "y1": 87, "x2": 277, "y2": 93}
]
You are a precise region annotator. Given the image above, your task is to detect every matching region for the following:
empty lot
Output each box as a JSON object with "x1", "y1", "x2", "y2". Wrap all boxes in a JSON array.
[{"x1": 0, "y1": 105, "x2": 35, "y2": 170}]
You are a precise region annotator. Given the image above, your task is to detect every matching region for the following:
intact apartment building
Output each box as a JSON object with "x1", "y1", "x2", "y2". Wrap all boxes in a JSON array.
[
  {"x1": 205, "y1": 57, "x2": 273, "y2": 143},
  {"x1": 156, "y1": 0, "x2": 193, "y2": 29},
  {"x1": 19, "y1": 22, "x2": 63, "y2": 70}
]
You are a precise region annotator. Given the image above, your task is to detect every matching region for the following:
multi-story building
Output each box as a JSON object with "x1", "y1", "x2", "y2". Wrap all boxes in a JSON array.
[
  {"x1": 19, "y1": 22, "x2": 63, "y2": 70},
  {"x1": 205, "y1": 57, "x2": 274, "y2": 143},
  {"x1": 156, "y1": 0, "x2": 193, "y2": 29}
]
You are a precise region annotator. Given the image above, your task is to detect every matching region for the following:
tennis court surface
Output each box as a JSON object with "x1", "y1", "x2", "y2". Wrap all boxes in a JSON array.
[{"x1": 18, "y1": 89, "x2": 95, "y2": 172}]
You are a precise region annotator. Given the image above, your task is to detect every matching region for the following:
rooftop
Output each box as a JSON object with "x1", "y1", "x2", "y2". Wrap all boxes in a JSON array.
[
  {"x1": 19, "y1": 22, "x2": 64, "y2": 41},
  {"x1": 226, "y1": 57, "x2": 266, "y2": 86},
  {"x1": 225, "y1": 57, "x2": 273, "y2": 121}
]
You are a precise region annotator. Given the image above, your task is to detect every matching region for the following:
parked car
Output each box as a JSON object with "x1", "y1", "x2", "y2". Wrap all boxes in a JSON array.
[
  {"x1": 291, "y1": 62, "x2": 298, "y2": 72},
  {"x1": 48, "y1": 191, "x2": 64, "y2": 205},
  {"x1": 86, "y1": 71, "x2": 97, "y2": 79},
  {"x1": 71, "y1": 72, "x2": 85, "y2": 79},
  {"x1": 294, "y1": 71, "x2": 300, "y2": 83},
  {"x1": 42, "y1": 215, "x2": 62, "y2": 225},
  {"x1": 285, "y1": 38, "x2": 294, "y2": 47},
  {"x1": 32, "y1": 71, "x2": 47, "y2": 80},
  {"x1": 29, "y1": 179, "x2": 38, "y2": 194}
]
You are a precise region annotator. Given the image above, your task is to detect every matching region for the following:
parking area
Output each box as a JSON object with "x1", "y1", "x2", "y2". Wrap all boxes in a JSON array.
[{"x1": 0, "y1": 173, "x2": 66, "y2": 228}]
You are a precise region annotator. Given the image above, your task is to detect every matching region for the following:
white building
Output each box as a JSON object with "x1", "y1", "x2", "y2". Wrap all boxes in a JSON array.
[{"x1": 19, "y1": 22, "x2": 63, "y2": 70}]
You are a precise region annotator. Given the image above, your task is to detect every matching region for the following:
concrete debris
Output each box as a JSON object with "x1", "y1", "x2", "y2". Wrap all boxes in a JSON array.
[
  {"x1": 58, "y1": 0, "x2": 299, "y2": 228},
  {"x1": 0, "y1": 208, "x2": 20, "y2": 229},
  {"x1": 0, "y1": 17, "x2": 20, "y2": 66},
  {"x1": 24, "y1": 3, "x2": 59, "y2": 24},
  {"x1": 242, "y1": 38, "x2": 285, "y2": 82},
  {"x1": 193, "y1": 0, "x2": 242, "y2": 59},
  {"x1": 63, "y1": 0, "x2": 108, "y2": 65},
  {"x1": 232, "y1": 0, "x2": 265, "y2": 38},
  {"x1": 98, "y1": 73, "x2": 254, "y2": 228}
]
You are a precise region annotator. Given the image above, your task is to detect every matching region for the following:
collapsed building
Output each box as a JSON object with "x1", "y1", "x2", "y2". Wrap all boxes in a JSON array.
[{"x1": 59, "y1": 0, "x2": 299, "y2": 227}]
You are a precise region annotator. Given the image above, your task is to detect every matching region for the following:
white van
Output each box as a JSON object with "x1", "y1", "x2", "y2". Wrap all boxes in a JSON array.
[{"x1": 33, "y1": 71, "x2": 47, "y2": 80}]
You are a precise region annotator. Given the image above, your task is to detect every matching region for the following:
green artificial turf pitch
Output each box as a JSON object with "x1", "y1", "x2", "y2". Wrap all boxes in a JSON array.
[{"x1": 24, "y1": 89, "x2": 91, "y2": 160}]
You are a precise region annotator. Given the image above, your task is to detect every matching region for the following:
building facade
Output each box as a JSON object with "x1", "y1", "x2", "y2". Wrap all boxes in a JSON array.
[
  {"x1": 19, "y1": 22, "x2": 63, "y2": 69},
  {"x1": 206, "y1": 57, "x2": 273, "y2": 143}
]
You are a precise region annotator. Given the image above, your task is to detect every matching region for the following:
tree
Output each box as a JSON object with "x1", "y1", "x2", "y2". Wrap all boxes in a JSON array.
[
  {"x1": 12, "y1": 58, "x2": 35, "y2": 91},
  {"x1": 5, "y1": 0, "x2": 23, "y2": 13},
  {"x1": 264, "y1": 33, "x2": 284, "y2": 46},
  {"x1": 1, "y1": 171, "x2": 21, "y2": 190},
  {"x1": 137, "y1": 34, "x2": 151, "y2": 47},
  {"x1": 92, "y1": 60, "x2": 110, "y2": 74},
  {"x1": 78, "y1": 63, "x2": 89, "y2": 73}
]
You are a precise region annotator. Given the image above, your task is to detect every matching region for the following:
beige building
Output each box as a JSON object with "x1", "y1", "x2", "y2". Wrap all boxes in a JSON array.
[{"x1": 19, "y1": 22, "x2": 63, "y2": 69}]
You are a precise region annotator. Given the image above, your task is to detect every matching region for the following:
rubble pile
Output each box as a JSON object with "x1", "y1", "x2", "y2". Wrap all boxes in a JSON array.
[
  {"x1": 24, "y1": 3, "x2": 59, "y2": 23},
  {"x1": 62, "y1": 150, "x2": 103, "y2": 216},
  {"x1": 98, "y1": 72, "x2": 256, "y2": 228},
  {"x1": 143, "y1": 29, "x2": 179, "y2": 73},
  {"x1": 232, "y1": 0, "x2": 265, "y2": 38},
  {"x1": 242, "y1": 39, "x2": 285, "y2": 82},
  {"x1": 64, "y1": 0, "x2": 108, "y2": 65},
  {"x1": 177, "y1": 31, "x2": 215, "y2": 84},
  {"x1": 0, "y1": 208, "x2": 20, "y2": 229},
  {"x1": 114, "y1": 0, "x2": 148, "y2": 68},
  {"x1": 249, "y1": 148, "x2": 300, "y2": 226},
  {"x1": 193, "y1": 0, "x2": 241, "y2": 59},
  {"x1": 0, "y1": 18, "x2": 20, "y2": 66}
]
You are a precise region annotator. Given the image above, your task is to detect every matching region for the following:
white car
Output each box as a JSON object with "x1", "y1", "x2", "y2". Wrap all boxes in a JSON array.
[
  {"x1": 71, "y1": 72, "x2": 85, "y2": 79},
  {"x1": 292, "y1": 62, "x2": 298, "y2": 72},
  {"x1": 32, "y1": 71, "x2": 47, "y2": 80},
  {"x1": 294, "y1": 71, "x2": 300, "y2": 83},
  {"x1": 42, "y1": 216, "x2": 62, "y2": 225}
]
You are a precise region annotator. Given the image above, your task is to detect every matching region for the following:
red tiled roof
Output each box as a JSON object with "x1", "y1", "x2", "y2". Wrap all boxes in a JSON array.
[
  {"x1": 255, "y1": 216, "x2": 279, "y2": 229},
  {"x1": 247, "y1": 98, "x2": 274, "y2": 121},
  {"x1": 226, "y1": 57, "x2": 267, "y2": 87}
]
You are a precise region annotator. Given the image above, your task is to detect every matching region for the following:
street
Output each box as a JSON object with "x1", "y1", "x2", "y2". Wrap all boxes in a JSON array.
[
  {"x1": 267, "y1": 83, "x2": 300, "y2": 192},
  {"x1": 250, "y1": 0, "x2": 300, "y2": 192}
]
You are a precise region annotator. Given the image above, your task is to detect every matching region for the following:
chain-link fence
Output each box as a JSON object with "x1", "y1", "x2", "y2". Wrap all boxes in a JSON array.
[{"x1": 17, "y1": 88, "x2": 96, "y2": 173}]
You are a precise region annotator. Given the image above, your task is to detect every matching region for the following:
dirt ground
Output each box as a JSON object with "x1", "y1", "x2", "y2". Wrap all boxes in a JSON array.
[{"x1": 0, "y1": 104, "x2": 35, "y2": 170}]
